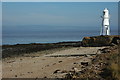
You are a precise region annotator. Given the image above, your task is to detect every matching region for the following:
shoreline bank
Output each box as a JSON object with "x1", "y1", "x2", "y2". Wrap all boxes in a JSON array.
[
  {"x1": 2, "y1": 35, "x2": 120, "y2": 58},
  {"x1": 2, "y1": 41, "x2": 82, "y2": 58}
]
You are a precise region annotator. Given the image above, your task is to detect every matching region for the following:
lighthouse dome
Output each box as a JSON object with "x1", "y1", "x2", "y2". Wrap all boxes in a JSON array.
[{"x1": 103, "y1": 8, "x2": 109, "y2": 12}]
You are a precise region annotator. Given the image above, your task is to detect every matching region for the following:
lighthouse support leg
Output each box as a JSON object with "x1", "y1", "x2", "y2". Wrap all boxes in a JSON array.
[
  {"x1": 103, "y1": 26, "x2": 107, "y2": 35},
  {"x1": 107, "y1": 26, "x2": 110, "y2": 35}
]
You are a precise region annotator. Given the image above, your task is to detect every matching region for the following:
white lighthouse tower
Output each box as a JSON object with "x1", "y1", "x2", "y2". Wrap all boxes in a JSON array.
[{"x1": 100, "y1": 8, "x2": 110, "y2": 35}]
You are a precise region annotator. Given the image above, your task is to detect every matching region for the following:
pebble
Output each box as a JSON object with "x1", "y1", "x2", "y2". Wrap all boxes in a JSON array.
[
  {"x1": 73, "y1": 62, "x2": 78, "y2": 64},
  {"x1": 53, "y1": 69, "x2": 61, "y2": 74},
  {"x1": 58, "y1": 61, "x2": 62, "y2": 63},
  {"x1": 27, "y1": 72, "x2": 33, "y2": 73},
  {"x1": 53, "y1": 63, "x2": 56, "y2": 65},
  {"x1": 46, "y1": 65, "x2": 49, "y2": 67},
  {"x1": 81, "y1": 62, "x2": 89, "y2": 66},
  {"x1": 15, "y1": 75, "x2": 17, "y2": 77},
  {"x1": 44, "y1": 76, "x2": 47, "y2": 78}
]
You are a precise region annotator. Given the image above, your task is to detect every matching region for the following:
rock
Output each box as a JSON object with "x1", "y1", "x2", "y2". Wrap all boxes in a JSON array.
[
  {"x1": 77, "y1": 48, "x2": 79, "y2": 50},
  {"x1": 92, "y1": 58, "x2": 97, "y2": 62},
  {"x1": 65, "y1": 73, "x2": 73, "y2": 79},
  {"x1": 42, "y1": 59, "x2": 45, "y2": 60},
  {"x1": 84, "y1": 54, "x2": 88, "y2": 57},
  {"x1": 27, "y1": 72, "x2": 33, "y2": 73},
  {"x1": 28, "y1": 72, "x2": 30, "y2": 73},
  {"x1": 53, "y1": 63, "x2": 56, "y2": 65},
  {"x1": 61, "y1": 70, "x2": 68, "y2": 73},
  {"x1": 79, "y1": 70, "x2": 85, "y2": 74},
  {"x1": 81, "y1": 62, "x2": 89, "y2": 66},
  {"x1": 73, "y1": 62, "x2": 78, "y2": 64},
  {"x1": 58, "y1": 61, "x2": 62, "y2": 63},
  {"x1": 44, "y1": 76, "x2": 47, "y2": 78},
  {"x1": 99, "y1": 48, "x2": 111, "y2": 53},
  {"x1": 15, "y1": 75, "x2": 17, "y2": 77},
  {"x1": 7, "y1": 60, "x2": 15, "y2": 63},
  {"x1": 73, "y1": 68, "x2": 79, "y2": 72},
  {"x1": 35, "y1": 77, "x2": 38, "y2": 80},
  {"x1": 81, "y1": 66, "x2": 85, "y2": 68},
  {"x1": 53, "y1": 69, "x2": 61, "y2": 74},
  {"x1": 73, "y1": 67, "x2": 81, "y2": 73},
  {"x1": 82, "y1": 35, "x2": 120, "y2": 47},
  {"x1": 46, "y1": 65, "x2": 49, "y2": 67}
]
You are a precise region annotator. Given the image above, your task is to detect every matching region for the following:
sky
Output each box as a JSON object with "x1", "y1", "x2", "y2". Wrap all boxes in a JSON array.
[
  {"x1": 1, "y1": 0, "x2": 120, "y2": 2},
  {"x1": 0, "y1": 2, "x2": 2, "y2": 43},
  {"x1": 2, "y1": 2, "x2": 118, "y2": 32}
]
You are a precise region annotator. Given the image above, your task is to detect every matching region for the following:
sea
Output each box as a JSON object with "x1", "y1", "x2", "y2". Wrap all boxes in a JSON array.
[{"x1": 2, "y1": 26, "x2": 118, "y2": 45}]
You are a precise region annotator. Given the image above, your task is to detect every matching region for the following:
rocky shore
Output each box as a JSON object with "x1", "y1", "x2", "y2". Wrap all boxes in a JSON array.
[
  {"x1": 64, "y1": 45, "x2": 120, "y2": 80},
  {"x1": 2, "y1": 35, "x2": 120, "y2": 58},
  {"x1": 2, "y1": 41, "x2": 82, "y2": 58},
  {"x1": 2, "y1": 35, "x2": 120, "y2": 80}
]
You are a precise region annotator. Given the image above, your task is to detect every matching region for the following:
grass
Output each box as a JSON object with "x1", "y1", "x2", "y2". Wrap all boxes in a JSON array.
[
  {"x1": 105, "y1": 45, "x2": 120, "y2": 80},
  {"x1": 109, "y1": 63, "x2": 120, "y2": 79}
]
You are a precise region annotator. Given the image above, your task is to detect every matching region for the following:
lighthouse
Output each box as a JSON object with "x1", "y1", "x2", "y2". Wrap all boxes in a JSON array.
[{"x1": 100, "y1": 8, "x2": 110, "y2": 35}]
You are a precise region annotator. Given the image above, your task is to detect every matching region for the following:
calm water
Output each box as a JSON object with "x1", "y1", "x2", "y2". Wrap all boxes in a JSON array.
[{"x1": 2, "y1": 26, "x2": 118, "y2": 45}]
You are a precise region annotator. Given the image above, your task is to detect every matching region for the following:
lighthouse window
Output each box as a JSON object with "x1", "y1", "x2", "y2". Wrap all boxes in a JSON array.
[{"x1": 103, "y1": 11, "x2": 105, "y2": 15}]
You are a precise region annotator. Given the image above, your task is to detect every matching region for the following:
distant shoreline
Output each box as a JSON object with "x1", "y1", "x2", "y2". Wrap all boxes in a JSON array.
[
  {"x1": 2, "y1": 41, "x2": 82, "y2": 46},
  {"x1": 2, "y1": 41, "x2": 82, "y2": 58},
  {"x1": 2, "y1": 35, "x2": 119, "y2": 46},
  {"x1": 2, "y1": 35, "x2": 120, "y2": 58}
]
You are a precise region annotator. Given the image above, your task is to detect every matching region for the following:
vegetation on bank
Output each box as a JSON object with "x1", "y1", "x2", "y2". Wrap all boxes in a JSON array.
[
  {"x1": 104, "y1": 45, "x2": 120, "y2": 80},
  {"x1": 64, "y1": 45, "x2": 120, "y2": 80}
]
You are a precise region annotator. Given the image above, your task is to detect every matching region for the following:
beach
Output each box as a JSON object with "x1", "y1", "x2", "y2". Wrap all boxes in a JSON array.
[
  {"x1": 1, "y1": 35, "x2": 120, "y2": 79},
  {"x1": 2, "y1": 2, "x2": 119, "y2": 80},
  {"x1": 2, "y1": 46, "x2": 105, "y2": 78}
]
